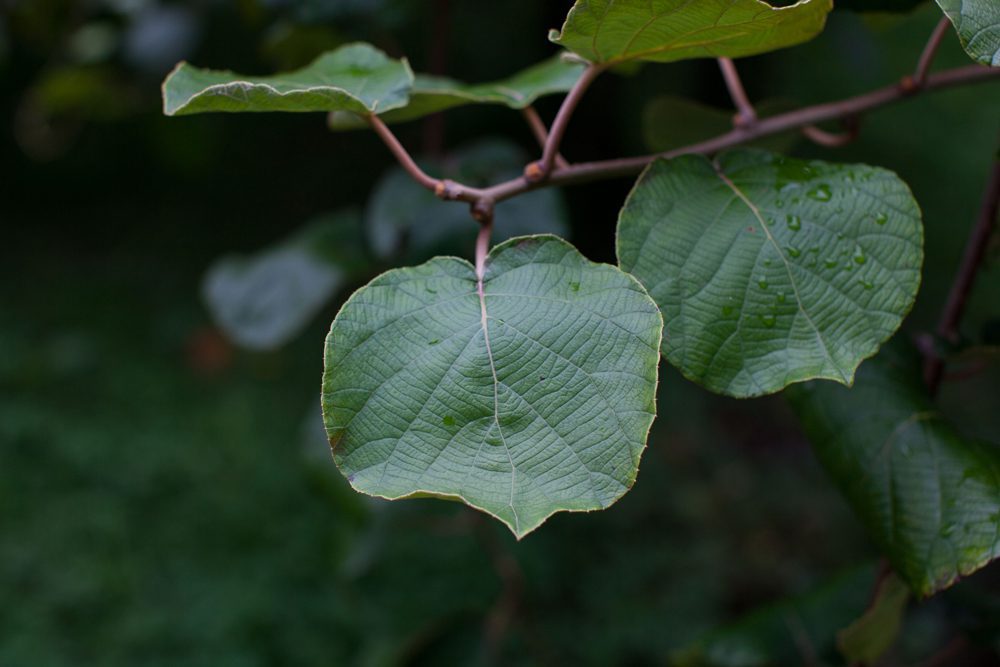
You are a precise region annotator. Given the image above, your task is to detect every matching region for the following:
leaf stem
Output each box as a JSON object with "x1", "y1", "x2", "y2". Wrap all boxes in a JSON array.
[
  {"x1": 367, "y1": 114, "x2": 442, "y2": 193},
  {"x1": 474, "y1": 207, "x2": 494, "y2": 280},
  {"x1": 531, "y1": 62, "x2": 604, "y2": 180},
  {"x1": 924, "y1": 151, "x2": 1000, "y2": 394},
  {"x1": 718, "y1": 57, "x2": 757, "y2": 126},
  {"x1": 522, "y1": 106, "x2": 569, "y2": 169},
  {"x1": 912, "y1": 17, "x2": 953, "y2": 89}
]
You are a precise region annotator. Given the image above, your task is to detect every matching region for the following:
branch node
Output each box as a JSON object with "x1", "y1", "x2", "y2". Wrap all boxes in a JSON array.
[
  {"x1": 899, "y1": 75, "x2": 920, "y2": 95},
  {"x1": 523, "y1": 161, "x2": 546, "y2": 183},
  {"x1": 471, "y1": 198, "x2": 495, "y2": 224},
  {"x1": 435, "y1": 179, "x2": 463, "y2": 200}
]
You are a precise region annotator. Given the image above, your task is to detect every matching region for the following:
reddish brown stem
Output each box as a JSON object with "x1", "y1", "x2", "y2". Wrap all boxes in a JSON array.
[
  {"x1": 718, "y1": 57, "x2": 757, "y2": 126},
  {"x1": 801, "y1": 119, "x2": 860, "y2": 148},
  {"x1": 924, "y1": 155, "x2": 1000, "y2": 394},
  {"x1": 522, "y1": 106, "x2": 569, "y2": 169},
  {"x1": 913, "y1": 17, "x2": 953, "y2": 88},
  {"x1": 533, "y1": 63, "x2": 604, "y2": 179},
  {"x1": 368, "y1": 114, "x2": 441, "y2": 193}
]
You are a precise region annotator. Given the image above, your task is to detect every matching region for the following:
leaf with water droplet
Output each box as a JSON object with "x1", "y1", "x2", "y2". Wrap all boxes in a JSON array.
[
  {"x1": 617, "y1": 149, "x2": 923, "y2": 397},
  {"x1": 807, "y1": 184, "x2": 832, "y2": 202},
  {"x1": 788, "y1": 342, "x2": 1000, "y2": 596}
]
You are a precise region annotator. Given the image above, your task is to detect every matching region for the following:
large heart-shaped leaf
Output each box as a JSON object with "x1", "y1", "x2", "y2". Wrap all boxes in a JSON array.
[
  {"x1": 935, "y1": 0, "x2": 1000, "y2": 66},
  {"x1": 203, "y1": 210, "x2": 366, "y2": 350},
  {"x1": 329, "y1": 55, "x2": 586, "y2": 130},
  {"x1": 322, "y1": 235, "x2": 662, "y2": 538},
  {"x1": 617, "y1": 150, "x2": 923, "y2": 398},
  {"x1": 365, "y1": 139, "x2": 569, "y2": 261},
  {"x1": 550, "y1": 0, "x2": 832, "y2": 65},
  {"x1": 788, "y1": 343, "x2": 1000, "y2": 597},
  {"x1": 162, "y1": 42, "x2": 413, "y2": 116}
]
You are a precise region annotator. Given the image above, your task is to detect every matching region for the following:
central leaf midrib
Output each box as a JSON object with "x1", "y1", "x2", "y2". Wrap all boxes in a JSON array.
[
  {"x1": 477, "y1": 272, "x2": 520, "y2": 533},
  {"x1": 712, "y1": 162, "x2": 846, "y2": 382}
]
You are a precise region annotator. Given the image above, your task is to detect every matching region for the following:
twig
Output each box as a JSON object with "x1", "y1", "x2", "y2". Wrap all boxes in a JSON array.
[
  {"x1": 522, "y1": 106, "x2": 569, "y2": 169},
  {"x1": 912, "y1": 17, "x2": 953, "y2": 89},
  {"x1": 801, "y1": 117, "x2": 860, "y2": 148},
  {"x1": 368, "y1": 114, "x2": 442, "y2": 192},
  {"x1": 371, "y1": 64, "x2": 1000, "y2": 211},
  {"x1": 718, "y1": 57, "x2": 757, "y2": 126},
  {"x1": 530, "y1": 62, "x2": 604, "y2": 180},
  {"x1": 924, "y1": 152, "x2": 1000, "y2": 394}
]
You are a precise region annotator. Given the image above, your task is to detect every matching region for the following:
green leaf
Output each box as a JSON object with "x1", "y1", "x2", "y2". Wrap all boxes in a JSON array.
[
  {"x1": 550, "y1": 0, "x2": 833, "y2": 65},
  {"x1": 162, "y1": 42, "x2": 413, "y2": 116},
  {"x1": 617, "y1": 149, "x2": 923, "y2": 398},
  {"x1": 365, "y1": 139, "x2": 569, "y2": 261},
  {"x1": 836, "y1": 572, "x2": 909, "y2": 665},
  {"x1": 787, "y1": 343, "x2": 1000, "y2": 597},
  {"x1": 673, "y1": 564, "x2": 878, "y2": 667},
  {"x1": 642, "y1": 96, "x2": 799, "y2": 154},
  {"x1": 322, "y1": 235, "x2": 662, "y2": 538},
  {"x1": 935, "y1": 0, "x2": 1000, "y2": 66},
  {"x1": 203, "y1": 210, "x2": 365, "y2": 350},
  {"x1": 329, "y1": 55, "x2": 585, "y2": 130}
]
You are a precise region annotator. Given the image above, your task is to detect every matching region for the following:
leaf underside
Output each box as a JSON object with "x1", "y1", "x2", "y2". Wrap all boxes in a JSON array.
[
  {"x1": 935, "y1": 0, "x2": 1000, "y2": 66},
  {"x1": 550, "y1": 0, "x2": 833, "y2": 65},
  {"x1": 328, "y1": 55, "x2": 586, "y2": 130},
  {"x1": 617, "y1": 149, "x2": 923, "y2": 398},
  {"x1": 322, "y1": 235, "x2": 662, "y2": 538},
  {"x1": 788, "y1": 344, "x2": 1000, "y2": 597},
  {"x1": 162, "y1": 42, "x2": 413, "y2": 116}
]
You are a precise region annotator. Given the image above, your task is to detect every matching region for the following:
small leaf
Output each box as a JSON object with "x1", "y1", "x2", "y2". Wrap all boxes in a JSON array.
[
  {"x1": 329, "y1": 55, "x2": 585, "y2": 130},
  {"x1": 673, "y1": 564, "x2": 878, "y2": 667},
  {"x1": 550, "y1": 0, "x2": 833, "y2": 65},
  {"x1": 617, "y1": 149, "x2": 923, "y2": 398},
  {"x1": 322, "y1": 235, "x2": 662, "y2": 538},
  {"x1": 365, "y1": 139, "x2": 569, "y2": 261},
  {"x1": 162, "y1": 42, "x2": 413, "y2": 116},
  {"x1": 836, "y1": 571, "x2": 909, "y2": 665},
  {"x1": 787, "y1": 343, "x2": 1000, "y2": 597},
  {"x1": 935, "y1": 0, "x2": 1000, "y2": 66},
  {"x1": 203, "y1": 210, "x2": 365, "y2": 350}
]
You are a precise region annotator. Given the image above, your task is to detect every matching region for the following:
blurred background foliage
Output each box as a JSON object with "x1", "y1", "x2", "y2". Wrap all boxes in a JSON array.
[{"x1": 2, "y1": 1, "x2": 999, "y2": 665}]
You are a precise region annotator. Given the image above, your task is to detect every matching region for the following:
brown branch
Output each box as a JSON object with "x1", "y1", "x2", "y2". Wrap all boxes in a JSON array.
[
  {"x1": 718, "y1": 57, "x2": 757, "y2": 126},
  {"x1": 924, "y1": 152, "x2": 1000, "y2": 394},
  {"x1": 801, "y1": 117, "x2": 860, "y2": 148},
  {"x1": 522, "y1": 106, "x2": 569, "y2": 169},
  {"x1": 912, "y1": 17, "x2": 953, "y2": 89},
  {"x1": 530, "y1": 63, "x2": 604, "y2": 180},
  {"x1": 368, "y1": 114, "x2": 442, "y2": 192},
  {"x1": 371, "y1": 64, "x2": 1000, "y2": 215}
]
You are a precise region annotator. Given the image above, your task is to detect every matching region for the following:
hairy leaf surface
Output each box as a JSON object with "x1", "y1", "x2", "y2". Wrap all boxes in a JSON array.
[
  {"x1": 935, "y1": 0, "x2": 1000, "y2": 66},
  {"x1": 322, "y1": 235, "x2": 662, "y2": 538},
  {"x1": 163, "y1": 43, "x2": 412, "y2": 115},
  {"x1": 550, "y1": 0, "x2": 832, "y2": 65},
  {"x1": 329, "y1": 56, "x2": 585, "y2": 130},
  {"x1": 617, "y1": 150, "x2": 923, "y2": 397},
  {"x1": 788, "y1": 344, "x2": 1000, "y2": 597}
]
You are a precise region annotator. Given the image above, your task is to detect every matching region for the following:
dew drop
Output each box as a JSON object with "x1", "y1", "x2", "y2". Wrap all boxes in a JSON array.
[
  {"x1": 569, "y1": 281, "x2": 580, "y2": 292},
  {"x1": 786, "y1": 246, "x2": 801, "y2": 258},
  {"x1": 824, "y1": 259, "x2": 838, "y2": 269},
  {"x1": 807, "y1": 184, "x2": 832, "y2": 202},
  {"x1": 758, "y1": 278, "x2": 769, "y2": 290},
  {"x1": 776, "y1": 292, "x2": 787, "y2": 304},
  {"x1": 786, "y1": 214, "x2": 802, "y2": 231},
  {"x1": 428, "y1": 339, "x2": 440, "y2": 345},
  {"x1": 442, "y1": 415, "x2": 455, "y2": 426},
  {"x1": 759, "y1": 314, "x2": 777, "y2": 328},
  {"x1": 763, "y1": 258, "x2": 773, "y2": 267},
  {"x1": 775, "y1": 199, "x2": 785, "y2": 209},
  {"x1": 875, "y1": 212, "x2": 888, "y2": 225},
  {"x1": 858, "y1": 279, "x2": 874, "y2": 290},
  {"x1": 426, "y1": 287, "x2": 438, "y2": 294}
]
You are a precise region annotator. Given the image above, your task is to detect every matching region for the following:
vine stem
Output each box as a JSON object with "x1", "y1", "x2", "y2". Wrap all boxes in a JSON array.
[
  {"x1": 924, "y1": 153, "x2": 1000, "y2": 395},
  {"x1": 718, "y1": 57, "x2": 756, "y2": 126},
  {"x1": 531, "y1": 62, "x2": 604, "y2": 180},
  {"x1": 912, "y1": 17, "x2": 953, "y2": 88},
  {"x1": 369, "y1": 64, "x2": 999, "y2": 215},
  {"x1": 522, "y1": 106, "x2": 569, "y2": 169}
]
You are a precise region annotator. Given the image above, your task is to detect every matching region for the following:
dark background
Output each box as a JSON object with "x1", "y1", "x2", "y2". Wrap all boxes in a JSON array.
[{"x1": 2, "y1": 1, "x2": 999, "y2": 665}]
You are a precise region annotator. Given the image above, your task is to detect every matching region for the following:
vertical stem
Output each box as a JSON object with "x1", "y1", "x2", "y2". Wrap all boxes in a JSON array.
[
  {"x1": 522, "y1": 107, "x2": 569, "y2": 169},
  {"x1": 913, "y1": 17, "x2": 953, "y2": 88},
  {"x1": 475, "y1": 217, "x2": 493, "y2": 280},
  {"x1": 535, "y1": 63, "x2": 604, "y2": 178},
  {"x1": 368, "y1": 114, "x2": 442, "y2": 193},
  {"x1": 925, "y1": 155, "x2": 1000, "y2": 394},
  {"x1": 718, "y1": 57, "x2": 757, "y2": 125}
]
